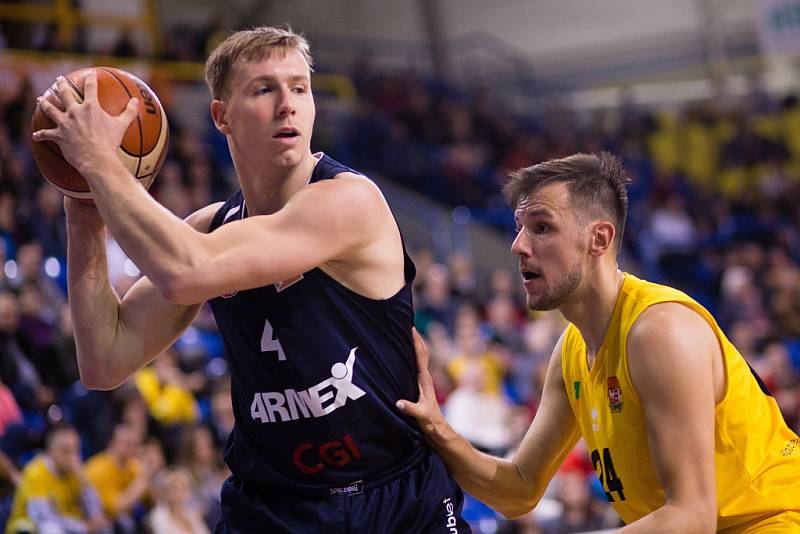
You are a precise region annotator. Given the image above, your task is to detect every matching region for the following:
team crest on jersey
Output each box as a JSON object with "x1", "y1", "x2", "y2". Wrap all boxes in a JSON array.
[
  {"x1": 607, "y1": 376, "x2": 623, "y2": 413},
  {"x1": 218, "y1": 274, "x2": 304, "y2": 298},
  {"x1": 275, "y1": 274, "x2": 304, "y2": 292}
]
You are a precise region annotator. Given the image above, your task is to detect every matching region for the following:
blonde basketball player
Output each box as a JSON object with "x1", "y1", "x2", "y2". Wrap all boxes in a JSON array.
[{"x1": 398, "y1": 153, "x2": 800, "y2": 533}]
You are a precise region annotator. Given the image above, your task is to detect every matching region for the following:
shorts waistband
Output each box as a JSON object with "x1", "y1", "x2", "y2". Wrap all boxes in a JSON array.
[
  {"x1": 249, "y1": 445, "x2": 431, "y2": 500},
  {"x1": 340, "y1": 444, "x2": 428, "y2": 496}
]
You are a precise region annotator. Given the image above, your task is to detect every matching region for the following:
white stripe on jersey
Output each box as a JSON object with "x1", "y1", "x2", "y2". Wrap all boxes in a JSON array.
[{"x1": 223, "y1": 205, "x2": 241, "y2": 222}]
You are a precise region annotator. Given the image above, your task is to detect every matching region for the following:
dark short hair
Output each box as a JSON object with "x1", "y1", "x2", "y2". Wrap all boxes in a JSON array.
[
  {"x1": 44, "y1": 422, "x2": 77, "y2": 450},
  {"x1": 503, "y1": 152, "x2": 632, "y2": 248},
  {"x1": 204, "y1": 25, "x2": 314, "y2": 101}
]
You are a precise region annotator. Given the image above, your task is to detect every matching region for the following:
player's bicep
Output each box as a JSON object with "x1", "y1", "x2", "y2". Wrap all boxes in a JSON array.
[
  {"x1": 513, "y1": 333, "x2": 580, "y2": 488},
  {"x1": 195, "y1": 177, "x2": 385, "y2": 295},
  {"x1": 628, "y1": 304, "x2": 718, "y2": 509}
]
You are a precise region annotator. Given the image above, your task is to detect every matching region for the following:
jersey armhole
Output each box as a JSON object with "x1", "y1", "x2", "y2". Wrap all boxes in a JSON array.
[{"x1": 622, "y1": 299, "x2": 731, "y2": 409}]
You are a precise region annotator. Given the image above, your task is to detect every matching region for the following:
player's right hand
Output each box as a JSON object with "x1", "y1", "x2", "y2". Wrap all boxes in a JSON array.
[{"x1": 396, "y1": 328, "x2": 448, "y2": 437}]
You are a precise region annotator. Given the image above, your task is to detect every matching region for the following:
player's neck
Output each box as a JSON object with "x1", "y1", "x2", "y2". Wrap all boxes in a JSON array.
[
  {"x1": 561, "y1": 267, "x2": 625, "y2": 355},
  {"x1": 237, "y1": 151, "x2": 318, "y2": 215}
]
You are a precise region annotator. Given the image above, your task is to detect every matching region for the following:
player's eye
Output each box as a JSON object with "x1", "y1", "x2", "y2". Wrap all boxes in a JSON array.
[{"x1": 255, "y1": 86, "x2": 273, "y2": 95}]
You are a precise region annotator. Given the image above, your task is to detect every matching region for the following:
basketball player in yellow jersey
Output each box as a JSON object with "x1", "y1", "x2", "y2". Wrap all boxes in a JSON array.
[{"x1": 398, "y1": 152, "x2": 800, "y2": 533}]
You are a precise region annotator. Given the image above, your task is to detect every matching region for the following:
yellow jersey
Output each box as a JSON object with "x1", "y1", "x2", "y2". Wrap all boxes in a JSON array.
[
  {"x1": 85, "y1": 451, "x2": 140, "y2": 516},
  {"x1": 562, "y1": 274, "x2": 800, "y2": 531},
  {"x1": 135, "y1": 367, "x2": 199, "y2": 425},
  {"x1": 6, "y1": 456, "x2": 84, "y2": 533}
]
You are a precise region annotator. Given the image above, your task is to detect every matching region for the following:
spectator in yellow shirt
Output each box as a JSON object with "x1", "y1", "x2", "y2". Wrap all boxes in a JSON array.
[
  {"x1": 135, "y1": 351, "x2": 199, "y2": 426},
  {"x1": 6, "y1": 424, "x2": 109, "y2": 534},
  {"x1": 85, "y1": 423, "x2": 164, "y2": 533}
]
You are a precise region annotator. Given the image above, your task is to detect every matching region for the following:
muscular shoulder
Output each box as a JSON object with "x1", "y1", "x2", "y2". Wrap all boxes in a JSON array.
[
  {"x1": 628, "y1": 302, "x2": 715, "y2": 352},
  {"x1": 184, "y1": 202, "x2": 225, "y2": 233},
  {"x1": 290, "y1": 172, "x2": 392, "y2": 230},
  {"x1": 627, "y1": 302, "x2": 719, "y2": 398},
  {"x1": 307, "y1": 172, "x2": 387, "y2": 209}
]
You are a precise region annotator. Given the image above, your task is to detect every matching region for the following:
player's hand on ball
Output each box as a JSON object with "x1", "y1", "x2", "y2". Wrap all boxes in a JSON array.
[
  {"x1": 33, "y1": 70, "x2": 139, "y2": 176},
  {"x1": 396, "y1": 328, "x2": 448, "y2": 436}
]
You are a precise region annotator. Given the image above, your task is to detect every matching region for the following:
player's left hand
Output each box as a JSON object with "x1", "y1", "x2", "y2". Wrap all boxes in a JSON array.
[
  {"x1": 32, "y1": 70, "x2": 139, "y2": 176},
  {"x1": 396, "y1": 328, "x2": 448, "y2": 436}
]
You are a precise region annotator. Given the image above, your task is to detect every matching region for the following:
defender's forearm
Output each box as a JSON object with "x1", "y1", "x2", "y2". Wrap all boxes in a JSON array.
[{"x1": 425, "y1": 420, "x2": 540, "y2": 518}]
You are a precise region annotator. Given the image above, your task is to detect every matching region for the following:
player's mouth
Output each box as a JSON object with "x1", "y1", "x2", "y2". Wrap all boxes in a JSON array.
[
  {"x1": 521, "y1": 269, "x2": 542, "y2": 288},
  {"x1": 272, "y1": 127, "x2": 300, "y2": 145}
]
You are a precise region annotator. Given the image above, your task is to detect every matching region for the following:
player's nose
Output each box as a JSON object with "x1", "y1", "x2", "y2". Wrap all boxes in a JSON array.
[
  {"x1": 276, "y1": 87, "x2": 296, "y2": 117},
  {"x1": 511, "y1": 229, "x2": 530, "y2": 258}
]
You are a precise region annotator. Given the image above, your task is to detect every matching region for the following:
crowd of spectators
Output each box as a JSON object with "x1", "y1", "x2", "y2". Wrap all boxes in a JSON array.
[{"x1": 0, "y1": 20, "x2": 798, "y2": 534}]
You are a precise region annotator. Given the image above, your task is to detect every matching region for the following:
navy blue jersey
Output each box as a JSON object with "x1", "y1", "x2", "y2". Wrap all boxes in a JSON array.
[{"x1": 208, "y1": 154, "x2": 423, "y2": 496}]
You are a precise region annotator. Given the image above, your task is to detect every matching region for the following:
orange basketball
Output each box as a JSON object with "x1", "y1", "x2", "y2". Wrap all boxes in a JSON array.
[{"x1": 31, "y1": 67, "x2": 169, "y2": 200}]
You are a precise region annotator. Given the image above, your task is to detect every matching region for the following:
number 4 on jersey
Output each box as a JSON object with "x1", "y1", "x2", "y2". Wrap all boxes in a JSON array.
[{"x1": 261, "y1": 319, "x2": 286, "y2": 361}]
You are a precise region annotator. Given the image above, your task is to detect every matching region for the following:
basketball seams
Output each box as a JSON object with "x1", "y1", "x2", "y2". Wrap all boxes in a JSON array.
[
  {"x1": 63, "y1": 76, "x2": 84, "y2": 102},
  {"x1": 140, "y1": 104, "x2": 169, "y2": 176},
  {"x1": 102, "y1": 67, "x2": 144, "y2": 178},
  {"x1": 32, "y1": 66, "x2": 167, "y2": 199},
  {"x1": 124, "y1": 71, "x2": 165, "y2": 155},
  {"x1": 35, "y1": 144, "x2": 90, "y2": 193},
  {"x1": 37, "y1": 82, "x2": 87, "y2": 190}
]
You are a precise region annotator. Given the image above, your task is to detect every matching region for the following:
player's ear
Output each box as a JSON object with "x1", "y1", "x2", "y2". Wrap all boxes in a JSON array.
[
  {"x1": 211, "y1": 100, "x2": 231, "y2": 135},
  {"x1": 589, "y1": 220, "x2": 615, "y2": 256}
]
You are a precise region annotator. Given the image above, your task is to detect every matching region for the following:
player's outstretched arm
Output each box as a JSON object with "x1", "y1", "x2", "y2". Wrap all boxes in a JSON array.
[
  {"x1": 397, "y1": 329, "x2": 580, "y2": 519},
  {"x1": 67, "y1": 199, "x2": 221, "y2": 390},
  {"x1": 620, "y1": 303, "x2": 719, "y2": 534}
]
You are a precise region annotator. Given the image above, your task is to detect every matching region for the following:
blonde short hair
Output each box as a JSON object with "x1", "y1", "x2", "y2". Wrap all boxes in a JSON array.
[{"x1": 204, "y1": 26, "x2": 314, "y2": 101}]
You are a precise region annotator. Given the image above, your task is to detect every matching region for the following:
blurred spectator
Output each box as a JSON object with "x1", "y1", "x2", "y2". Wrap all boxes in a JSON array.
[
  {"x1": 646, "y1": 194, "x2": 698, "y2": 284},
  {"x1": 756, "y1": 342, "x2": 800, "y2": 430},
  {"x1": 0, "y1": 379, "x2": 21, "y2": 438},
  {"x1": 0, "y1": 291, "x2": 51, "y2": 411},
  {"x1": 483, "y1": 295, "x2": 525, "y2": 354},
  {"x1": 447, "y1": 252, "x2": 477, "y2": 301},
  {"x1": 443, "y1": 358, "x2": 512, "y2": 456},
  {"x1": 537, "y1": 471, "x2": 613, "y2": 533},
  {"x1": 28, "y1": 187, "x2": 67, "y2": 260},
  {"x1": 206, "y1": 378, "x2": 233, "y2": 449},
  {"x1": 0, "y1": 447, "x2": 19, "y2": 531},
  {"x1": 176, "y1": 425, "x2": 227, "y2": 529},
  {"x1": 447, "y1": 304, "x2": 505, "y2": 396},
  {"x1": 0, "y1": 193, "x2": 20, "y2": 263},
  {"x1": 11, "y1": 242, "x2": 65, "y2": 323},
  {"x1": 85, "y1": 423, "x2": 163, "y2": 533},
  {"x1": 135, "y1": 351, "x2": 199, "y2": 427},
  {"x1": 5, "y1": 424, "x2": 108, "y2": 533},
  {"x1": 444, "y1": 305, "x2": 512, "y2": 454},
  {"x1": 148, "y1": 466, "x2": 210, "y2": 534},
  {"x1": 415, "y1": 263, "x2": 458, "y2": 335}
]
